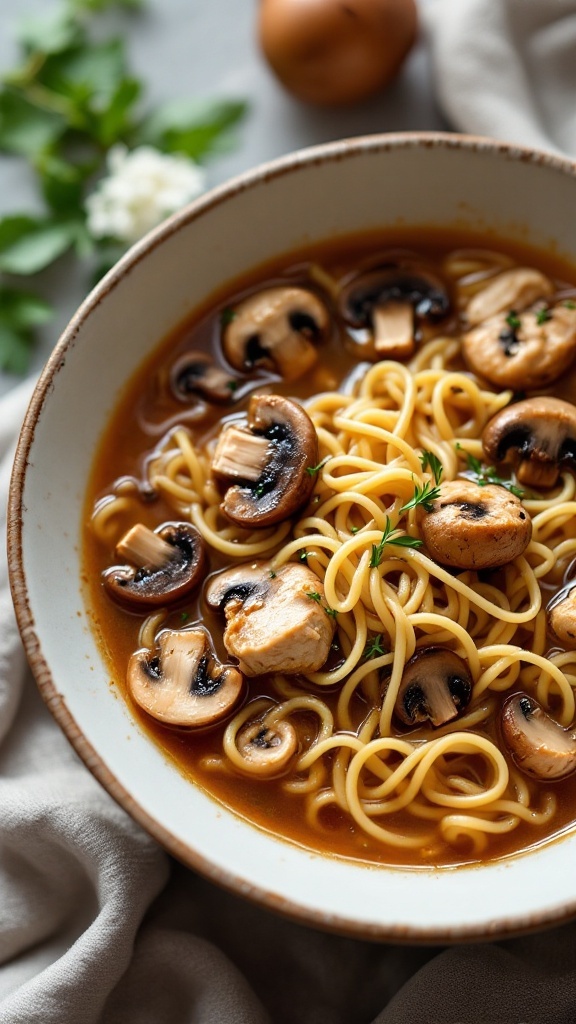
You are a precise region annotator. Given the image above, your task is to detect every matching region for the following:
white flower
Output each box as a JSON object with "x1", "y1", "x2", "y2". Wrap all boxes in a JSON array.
[{"x1": 85, "y1": 145, "x2": 206, "y2": 244}]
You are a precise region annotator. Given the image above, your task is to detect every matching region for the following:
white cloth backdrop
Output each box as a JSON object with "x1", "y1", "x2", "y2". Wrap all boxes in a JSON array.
[{"x1": 2, "y1": 2, "x2": 576, "y2": 1021}]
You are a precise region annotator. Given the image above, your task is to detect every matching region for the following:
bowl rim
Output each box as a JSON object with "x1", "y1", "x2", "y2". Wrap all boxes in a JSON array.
[{"x1": 8, "y1": 129, "x2": 576, "y2": 943}]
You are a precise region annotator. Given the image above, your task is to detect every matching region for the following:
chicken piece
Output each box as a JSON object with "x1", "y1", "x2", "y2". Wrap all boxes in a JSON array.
[{"x1": 205, "y1": 561, "x2": 336, "y2": 676}]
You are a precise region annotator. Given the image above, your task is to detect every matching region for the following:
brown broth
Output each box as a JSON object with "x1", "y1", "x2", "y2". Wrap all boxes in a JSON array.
[{"x1": 83, "y1": 228, "x2": 576, "y2": 868}]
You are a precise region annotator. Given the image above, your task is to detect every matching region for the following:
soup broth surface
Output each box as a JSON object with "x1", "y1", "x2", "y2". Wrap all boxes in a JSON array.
[{"x1": 84, "y1": 229, "x2": 576, "y2": 867}]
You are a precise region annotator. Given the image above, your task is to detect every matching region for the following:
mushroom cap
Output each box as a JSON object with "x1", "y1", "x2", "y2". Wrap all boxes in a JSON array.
[
  {"x1": 103, "y1": 521, "x2": 208, "y2": 609},
  {"x1": 462, "y1": 301, "x2": 576, "y2": 391},
  {"x1": 212, "y1": 393, "x2": 319, "y2": 528},
  {"x1": 339, "y1": 265, "x2": 450, "y2": 328},
  {"x1": 205, "y1": 560, "x2": 336, "y2": 676},
  {"x1": 547, "y1": 581, "x2": 576, "y2": 649},
  {"x1": 222, "y1": 286, "x2": 329, "y2": 381},
  {"x1": 417, "y1": 479, "x2": 532, "y2": 569},
  {"x1": 169, "y1": 351, "x2": 237, "y2": 404},
  {"x1": 501, "y1": 692, "x2": 576, "y2": 781},
  {"x1": 482, "y1": 396, "x2": 576, "y2": 490},
  {"x1": 235, "y1": 717, "x2": 298, "y2": 776},
  {"x1": 127, "y1": 625, "x2": 245, "y2": 729},
  {"x1": 394, "y1": 647, "x2": 472, "y2": 727},
  {"x1": 464, "y1": 267, "x2": 553, "y2": 327}
]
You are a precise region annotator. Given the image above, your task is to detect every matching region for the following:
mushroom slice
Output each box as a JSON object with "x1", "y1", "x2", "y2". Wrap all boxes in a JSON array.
[
  {"x1": 482, "y1": 397, "x2": 576, "y2": 490},
  {"x1": 417, "y1": 480, "x2": 532, "y2": 570},
  {"x1": 127, "y1": 625, "x2": 244, "y2": 728},
  {"x1": 339, "y1": 264, "x2": 450, "y2": 360},
  {"x1": 170, "y1": 351, "x2": 237, "y2": 404},
  {"x1": 235, "y1": 717, "x2": 298, "y2": 776},
  {"x1": 395, "y1": 648, "x2": 472, "y2": 727},
  {"x1": 501, "y1": 693, "x2": 576, "y2": 781},
  {"x1": 547, "y1": 581, "x2": 576, "y2": 649},
  {"x1": 465, "y1": 267, "x2": 553, "y2": 326},
  {"x1": 103, "y1": 521, "x2": 207, "y2": 609},
  {"x1": 222, "y1": 286, "x2": 329, "y2": 381},
  {"x1": 205, "y1": 560, "x2": 336, "y2": 676},
  {"x1": 462, "y1": 300, "x2": 576, "y2": 391},
  {"x1": 211, "y1": 393, "x2": 318, "y2": 527}
]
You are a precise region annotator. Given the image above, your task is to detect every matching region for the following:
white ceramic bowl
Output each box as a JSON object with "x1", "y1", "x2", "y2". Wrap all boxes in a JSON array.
[{"x1": 8, "y1": 132, "x2": 576, "y2": 942}]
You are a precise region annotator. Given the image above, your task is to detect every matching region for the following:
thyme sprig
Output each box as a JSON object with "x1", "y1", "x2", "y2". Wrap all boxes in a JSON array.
[
  {"x1": 369, "y1": 517, "x2": 423, "y2": 568},
  {"x1": 456, "y1": 443, "x2": 525, "y2": 498}
]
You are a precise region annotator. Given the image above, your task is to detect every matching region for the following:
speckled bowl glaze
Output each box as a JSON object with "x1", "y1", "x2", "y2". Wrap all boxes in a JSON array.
[{"x1": 8, "y1": 133, "x2": 576, "y2": 942}]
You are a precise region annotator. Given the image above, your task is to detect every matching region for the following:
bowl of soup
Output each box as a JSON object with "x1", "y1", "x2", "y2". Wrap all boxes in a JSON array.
[{"x1": 8, "y1": 132, "x2": 576, "y2": 941}]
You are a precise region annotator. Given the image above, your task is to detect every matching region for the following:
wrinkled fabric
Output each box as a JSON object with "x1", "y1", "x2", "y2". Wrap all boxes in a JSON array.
[
  {"x1": 3, "y1": 1, "x2": 576, "y2": 1021},
  {"x1": 425, "y1": 0, "x2": 576, "y2": 155}
]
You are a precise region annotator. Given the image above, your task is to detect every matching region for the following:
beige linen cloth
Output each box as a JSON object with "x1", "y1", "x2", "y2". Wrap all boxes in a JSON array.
[{"x1": 3, "y1": 2, "x2": 576, "y2": 1022}]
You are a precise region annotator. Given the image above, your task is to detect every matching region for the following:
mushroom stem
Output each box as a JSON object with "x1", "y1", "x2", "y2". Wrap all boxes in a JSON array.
[
  {"x1": 211, "y1": 426, "x2": 271, "y2": 482},
  {"x1": 128, "y1": 626, "x2": 244, "y2": 728},
  {"x1": 116, "y1": 523, "x2": 177, "y2": 569},
  {"x1": 372, "y1": 302, "x2": 415, "y2": 359}
]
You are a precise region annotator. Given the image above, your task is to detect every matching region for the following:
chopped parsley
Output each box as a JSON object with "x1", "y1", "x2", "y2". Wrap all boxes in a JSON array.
[
  {"x1": 299, "y1": 550, "x2": 309, "y2": 562},
  {"x1": 350, "y1": 525, "x2": 360, "y2": 534},
  {"x1": 369, "y1": 517, "x2": 423, "y2": 568},
  {"x1": 505, "y1": 310, "x2": 521, "y2": 330},
  {"x1": 226, "y1": 379, "x2": 238, "y2": 393},
  {"x1": 564, "y1": 300, "x2": 576, "y2": 310},
  {"x1": 220, "y1": 307, "x2": 237, "y2": 326},
  {"x1": 306, "y1": 590, "x2": 322, "y2": 603},
  {"x1": 535, "y1": 307, "x2": 552, "y2": 325},
  {"x1": 363, "y1": 633, "x2": 387, "y2": 660},
  {"x1": 180, "y1": 611, "x2": 189, "y2": 622},
  {"x1": 269, "y1": 570, "x2": 277, "y2": 579},
  {"x1": 456, "y1": 443, "x2": 525, "y2": 498},
  {"x1": 325, "y1": 606, "x2": 339, "y2": 618}
]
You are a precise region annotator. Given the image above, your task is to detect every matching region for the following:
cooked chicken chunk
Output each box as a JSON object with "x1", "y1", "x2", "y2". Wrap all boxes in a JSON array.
[{"x1": 206, "y1": 561, "x2": 336, "y2": 676}]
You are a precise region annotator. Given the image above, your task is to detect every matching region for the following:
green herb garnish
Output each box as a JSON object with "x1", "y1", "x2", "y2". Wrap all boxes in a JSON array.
[
  {"x1": 306, "y1": 590, "x2": 322, "y2": 603},
  {"x1": 226, "y1": 379, "x2": 238, "y2": 392},
  {"x1": 419, "y1": 450, "x2": 444, "y2": 485},
  {"x1": 456, "y1": 443, "x2": 525, "y2": 498},
  {"x1": 325, "y1": 606, "x2": 338, "y2": 618},
  {"x1": 505, "y1": 310, "x2": 521, "y2": 330},
  {"x1": 363, "y1": 633, "x2": 387, "y2": 660},
  {"x1": 564, "y1": 300, "x2": 576, "y2": 310},
  {"x1": 0, "y1": 2, "x2": 247, "y2": 372},
  {"x1": 369, "y1": 517, "x2": 423, "y2": 568},
  {"x1": 399, "y1": 480, "x2": 442, "y2": 515},
  {"x1": 305, "y1": 456, "x2": 330, "y2": 476},
  {"x1": 535, "y1": 307, "x2": 552, "y2": 325},
  {"x1": 220, "y1": 307, "x2": 237, "y2": 326}
]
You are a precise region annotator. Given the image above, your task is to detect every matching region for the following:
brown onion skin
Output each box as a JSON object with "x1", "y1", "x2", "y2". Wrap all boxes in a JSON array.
[{"x1": 258, "y1": 0, "x2": 418, "y2": 106}]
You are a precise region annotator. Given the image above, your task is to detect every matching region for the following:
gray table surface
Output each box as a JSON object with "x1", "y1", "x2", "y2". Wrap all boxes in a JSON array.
[{"x1": 0, "y1": 0, "x2": 447, "y2": 394}]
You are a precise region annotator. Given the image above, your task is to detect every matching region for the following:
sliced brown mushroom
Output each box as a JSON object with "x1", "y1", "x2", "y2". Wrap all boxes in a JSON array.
[
  {"x1": 235, "y1": 717, "x2": 298, "y2": 776},
  {"x1": 464, "y1": 267, "x2": 553, "y2": 327},
  {"x1": 417, "y1": 479, "x2": 532, "y2": 569},
  {"x1": 339, "y1": 263, "x2": 450, "y2": 360},
  {"x1": 103, "y1": 521, "x2": 207, "y2": 609},
  {"x1": 462, "y1": 300, "x2": 576, "y2": 390},
  {"x1": 127, "y1": 625, "x2": 244, "y2": 728},
  {"x1": 394, "y1": 647, "x2": 472, "y2": 727},
  {"x1": 501, "y1": 692, "x2": 576, "y2": 780},
  {"x1": 482, "y1": 397, "x2": 576, "y2": 490},
  {"x1": 211, "y1": 393, "x2": 318, "y2": 528},
  {"x1": 547, "y1": 581, "x2": 576, "y2": 649},
  {"x1": 169, "y1": 351, "x2": 238, "y2": 404},
  {"x1": 222, "y1": 286, "x2": 329, "y2": 380},
  {"x1": 205, "y1": 560, "x2": 336, "y2": 676}
]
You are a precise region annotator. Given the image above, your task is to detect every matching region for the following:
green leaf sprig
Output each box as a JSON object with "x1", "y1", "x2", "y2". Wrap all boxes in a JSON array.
[
  {"x1": 456, "y1": 443, "x2": 525, "y2": 498},
  {"x1": 0, "y1": 0, "x2": 247, "y2": 372},
  {"x1": 369, "y1": 517, "x2": 423, "y2": 568},
  {"x1": 363, "y1": 633, "x2": 387, "y2": 660}
]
